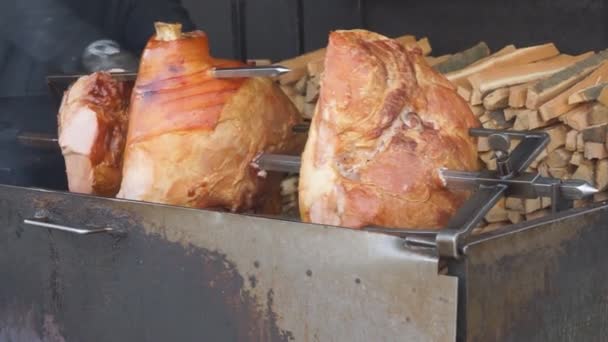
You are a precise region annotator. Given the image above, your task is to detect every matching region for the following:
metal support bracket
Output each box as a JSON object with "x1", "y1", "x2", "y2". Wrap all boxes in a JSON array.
[{"x1": 256, "y1": 127, "x2": 597, "y2": 258}]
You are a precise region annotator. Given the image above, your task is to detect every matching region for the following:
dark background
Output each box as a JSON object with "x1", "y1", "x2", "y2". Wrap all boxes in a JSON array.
[{"x1": 182, "y1": 0, "x2": 607, "y2": 61}]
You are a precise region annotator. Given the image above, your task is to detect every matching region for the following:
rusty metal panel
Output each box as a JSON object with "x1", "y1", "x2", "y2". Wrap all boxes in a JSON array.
[
  {"x1": 0, "y1": 184, "x2": 458, "y2": 341},
  {"x1": 457, "y1": 203, "x2": 608, "y2": 342}
]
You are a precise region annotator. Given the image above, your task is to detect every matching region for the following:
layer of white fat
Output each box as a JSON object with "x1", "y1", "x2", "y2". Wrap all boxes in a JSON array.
[
  {"x1": 64, "y1": 154, "x2": 93, "y2": 194},
  {"x1": 117, "y1": 147, "x2": 153, "y2": 200},
  {"x1": 59, "y1": 107, "x2": 99, "y2": 155}
]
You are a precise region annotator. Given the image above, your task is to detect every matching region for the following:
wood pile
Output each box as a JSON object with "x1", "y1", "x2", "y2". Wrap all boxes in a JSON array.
[
  {"x1": 277, "y1": 36, "x2": 608, "y2": 229},
  {"x1": 446, "y1": 42, "x2": 608, "y2": 229}
]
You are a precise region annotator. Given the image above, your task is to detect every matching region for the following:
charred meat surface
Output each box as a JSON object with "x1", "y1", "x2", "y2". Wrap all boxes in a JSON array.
[
  {"x1": 58, "y1": 72, "x2": 130, "y2": 196},
  {"x1": 299, "y1": 30, "x2": 480, "y2": 230},
  {"x1": 118, "y1": 23, "x2": 303, "y2": 212}
]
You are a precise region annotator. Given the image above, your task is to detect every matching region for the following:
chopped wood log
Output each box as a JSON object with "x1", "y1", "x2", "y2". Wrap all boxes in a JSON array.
[
  {"x1": 294, "y1": 75, "x2": 308, "y2": 95},
  {"x1": 548, "y1": 167, "x2": 569, "y2": 179},
  {"x1": 513, "y1": 109, "x2": 549, "y2": 130},
  {"x1": 471, "y1": 89, "x2": 483, "y2": 105},
  {"x1": 307, "y1": 59, "x2": 325, "y2": 76},
  {"x1": 478, "y1": 137, "x2": 490, "y2": 152},
  {"x1": 565, "y1": 129, "x2": 579, "y2": 151},
  {"x1": 449, "y1": 44, "x2": 557, "y2": 85},
  {"x1": 279, "y1": 67, "x2": 307, "y2": 85},
  {"x1": 305, "y1": 75, "x2": 320, "y2": 103},
  {"x1": 599, "y1": 86, "x2": 608, "y2": 107},
  {"x1": 570, "y1": 151, "x2": 584, "y2": 166},
  {"x1": 504, "y1": 108, "x2": 520, "y2": 121},
  {"x1": 447, "y1": 44, "x2": 549, "y2": 85},
  {"x1": 538, "y1": 162, "x2": 550, "y2": 177},
  {"x1": 485, "y1": 198, "x2": 509, "y2": 223},
  {"x1": 247, "y1": 59, "x2": 272, "y2": 66},
  {"x1": 293, "y1": 95, "x2": 305, "y2": 113},
  {"x1": 526, "y1": 209, "x2": 550, "y2": 221},
  {"x1": 426, "y1": 54, "x2": 452, "y2": 66},
  {"x1": 530, "y1": 149, "x2": 548, "y2": 169},
  {"x1": 457, "y1": 85, "x2": 472, "y2": 101},
  {"x1": 546, "y1": 148, "x2": 572, "y2": 168},
  {"x1": 572, "y1": 160, "x2": 595, "y2": 185},
  {"x1": 479, "y1": 112, "x2": 491, "y2": 124},
  {"x1": 593, "y1": 191, "x2": 608, "y2": 203},
  {"x1": 539, "y1": 60, "x2": 608, "y2": 121},
  {"x1": 434, "y1": 42, "x2": 490, "y2": 74},
  {"x1": 469, "y1": 105, "x2": 484, "y2": 117},
  {"x1": 573, "y1": 199, "x2": 592, "y2": 208},
  {"x1": 595, "y1": 159, "x2": 608, "y2": 191},
  {"x1": 480, "y1": 151, "x2": 497, "y2": 170},
  {"x1": 509, "y1": 82, "x2": 534, "y2": 108},
  {"x1": 482, "y1": 222, "x2": 509, "y2": 233},
  {"x1": 303, "y1": 102, "x2": 316, "y2": 119},
  {"x1": 415, "y1": 37, "x2": 432, "y2": 55},
  {"x1": 394, "y1": 35, "x2": 417, "y2": 46},
  {"x1": 468, "y1": 52, "x2": 589, "y2": 95},
  {"x1": 584, "y1": 142, "x2": 608, "y2": 159},
  {"x1": 527, "y1": 50, "x2": 608, "y2": 109},
  {"x1": 587, "y1": 103, "x2": 608, "y2": 125},
  {"x1": 559, "y1": 103, "x2": 591, "y2": 130},
  {"x1": 507, "y1": 211, "x2": 524, "y2": 224},
  {"x1": 541, "y1": 197, "x2": 552, "y2": 209},
  {"x1": 483, "y1": 88, "x2": 510, "y2": 110},
  {"x1": 568, "y1": 83, "x2": 608, "y2": 104},
  {"x1": 280, "y1": 85, "x2": 297, "y2": 98},
  {"x1": 545, "y1": 124, "x2": 568, "y2": 152},
  {"x1": 488, "y1": 110, "x2": 512, "y2": 129},
  {"x1": 506, "y1": 197, "x2": 541, "y2": 214},
  {"x1": 581, "y1": 124, "x2": 607, "y2": 143},
  {"x1": 577, "y1": 132, "x2": 585, "y2": 152}
]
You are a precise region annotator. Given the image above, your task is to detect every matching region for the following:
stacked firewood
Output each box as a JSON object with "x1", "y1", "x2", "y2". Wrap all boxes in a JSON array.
[
  {"x1": 444, "y1": 43, "x2": 608, "y2": 229},
  {"x1": 277, "y1": 36, "x2": 608, "y2": 228}
]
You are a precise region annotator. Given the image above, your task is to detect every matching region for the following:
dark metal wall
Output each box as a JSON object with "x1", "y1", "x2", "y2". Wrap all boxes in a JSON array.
[{"x1": 181, "y1": 0, "x2": 607, "y2": 60}]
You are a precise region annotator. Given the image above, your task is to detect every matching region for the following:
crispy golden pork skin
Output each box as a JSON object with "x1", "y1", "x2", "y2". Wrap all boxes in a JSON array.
[{"x1": 118, "y1": 23, "x2": 303, "y2": 212}]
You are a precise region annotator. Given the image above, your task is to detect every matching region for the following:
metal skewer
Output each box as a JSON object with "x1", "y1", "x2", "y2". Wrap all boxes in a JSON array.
[
  {"x1": 254, "y1": 154, "x2": 597, "y2": 201},
  {"x1": 211, "y1": 65, "x2": 291, "y2": 78},
  {"x1": 47, "y1": 65, "x2": 291, "y2": 85}
]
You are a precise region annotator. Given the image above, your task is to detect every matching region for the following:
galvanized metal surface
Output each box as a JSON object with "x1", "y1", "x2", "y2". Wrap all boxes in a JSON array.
[
  {"x1": 452, "y1": 202, "x2": 608, "y2": 342},
  {"x1": 0, "y1": 184, "x2": 458, "y2": 342}
]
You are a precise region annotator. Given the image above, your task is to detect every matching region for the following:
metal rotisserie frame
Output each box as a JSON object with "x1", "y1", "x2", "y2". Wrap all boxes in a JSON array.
[{"x1": 1, "y1": 183, "x2": 608, "y2": 341}]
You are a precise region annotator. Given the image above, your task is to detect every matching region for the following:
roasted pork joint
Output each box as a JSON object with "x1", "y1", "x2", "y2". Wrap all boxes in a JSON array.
[
  {"x1": 58, "y1": 72, "x2": 130, "y2": 196},
  {"x1": 299, "y1": 30, "x2": 480, "y2": 230},
  {"x1": 118, "y1": 23, "x2": 303, "y2": 212}
]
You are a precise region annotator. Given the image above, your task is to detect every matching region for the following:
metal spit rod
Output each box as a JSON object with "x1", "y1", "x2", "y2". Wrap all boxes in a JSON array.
[
  {"x1": 256, "y1": 127, "x2": 598, "y2": 258},
  {"x1": 46, "y1": 65, "x2": 291, "y2": 83},
  {"x1": 253, "y1": 154, "x2": 597, "y2": 201}
]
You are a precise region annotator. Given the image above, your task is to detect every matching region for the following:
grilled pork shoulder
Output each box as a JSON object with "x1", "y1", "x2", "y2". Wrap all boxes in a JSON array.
[
  {"x1": 299, "y1": 30, "x2": 480, "y2": 230},
  {"x1": 58, "y1": 72, "x2": 130, "y2": 196},
  {"x1": 118, "y1": 23, "x2": 303, "y2": 212}
]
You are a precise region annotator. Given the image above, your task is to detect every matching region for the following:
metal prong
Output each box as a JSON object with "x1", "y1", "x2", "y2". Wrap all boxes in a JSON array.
[
  {"x1": 254, "y1": 154, "x2": 301, "y2": 173},
  {"x1": 292, "y1": 124, "x2": 310, "y2": 133},
  {"x1": 560, "y1": 179, "x2": 598, "y2": 200},
  {"x1": 212, "y1": 65, "x2": 291, "y2": 78}
]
